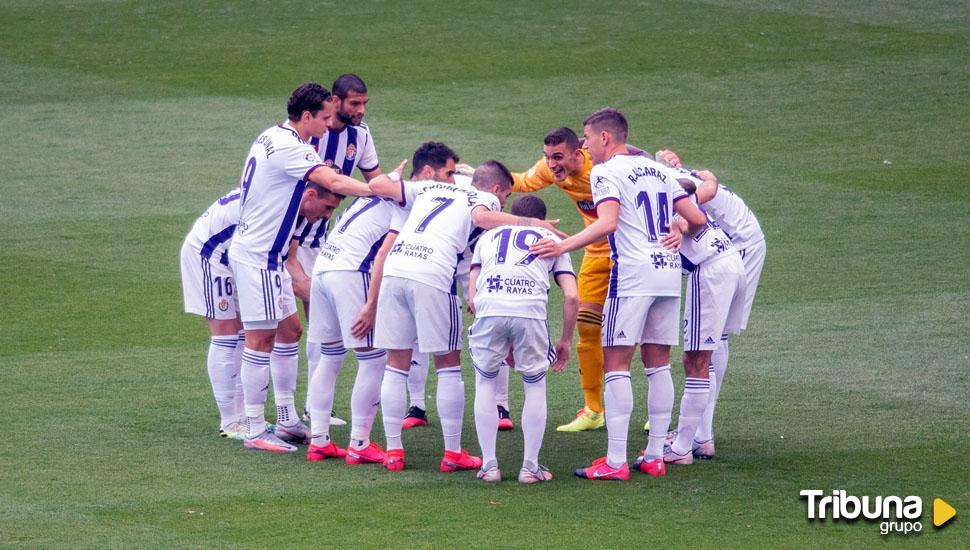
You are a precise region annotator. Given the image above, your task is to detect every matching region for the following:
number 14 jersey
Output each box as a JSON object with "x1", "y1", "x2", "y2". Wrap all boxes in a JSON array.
[{"x1": 590, "y1": 153, "x2": 688, "y2": 298}]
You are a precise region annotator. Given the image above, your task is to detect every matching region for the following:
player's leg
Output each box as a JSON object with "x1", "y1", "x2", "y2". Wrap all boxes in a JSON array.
[
  {"x1": 469, "y1": 317, "x2": 507, "y2": 481},
  {"x1": 559, "y1": 255, "x2": 609, "y2": 432},
  {"x1": 232, "y1": 261, "x2": 297, "y2": 452},
  {"x1": 403, "y1": 342, "x2": 430, "y2": 428},
  {"x1": 667, "y1": 349, "x2": 712, "y2": 464},
  {"x1": 496, "y1": 351, "x2": 513, "y2": 431},
  {"x1": 346, "y1": 347, "x2": 387, "y2": 464},
  {"x1": 373, "y1": 276, "x2": 419, "y2": 469},
  {"x1": 271, "y1": 312, "x2": 311, "y2": 443},
  {"x1": 304, "y1": 272, "x2": 349, "y2": 459},
  {"x1": 574, "y1": 345, "x2": 634, "y2": 481},
  {"x1": 511, "y1": 318, "x2": 553, "y2": 483},
  {"x1": 207, "y1": 317, "x2": 245, "y2": 438}
]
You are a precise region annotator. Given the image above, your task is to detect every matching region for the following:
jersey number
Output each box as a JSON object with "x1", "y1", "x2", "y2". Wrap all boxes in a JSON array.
[
  {"x1": 212, "y1": 276, "x2": 234, "y2": 297},
  {"x1": 635, "y1": 191, "x2": 670, "y2": 242},
  {"x1": 240, "y1": 157, "x2": 257, "y2": 205},
  {"x1": 415, "y1": 197, "x2": 455, "y2": 233},
  {"x1": 493, "y1": 228, "x2": 541, "y2": 266},
  {"x1": 338, "y1": 197, "x2": 381, "y2": 233}
]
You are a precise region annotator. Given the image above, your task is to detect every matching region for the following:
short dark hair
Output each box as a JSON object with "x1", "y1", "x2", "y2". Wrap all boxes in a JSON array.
[
  {"x1": 411, "y1": 142, "x2": 459, "y2": 178},
  {"x1": 510, "y1": 195, "x2": 547, "y2": 219},
  {"x1": 471, "y1": 160, "x2": 513, "y2": 193},
  {"x1": 543, "y1": 127, "x2": 581, "y2": 151},
  {"x1": 583, "y1": 107, "x2": 628, "y2": 142},
  {"x1": 287, "y1": 82, "x2": 331, "y2": 122},
  {"x1": 332, "y1": 73, "x2": 367, "y2": 100}
]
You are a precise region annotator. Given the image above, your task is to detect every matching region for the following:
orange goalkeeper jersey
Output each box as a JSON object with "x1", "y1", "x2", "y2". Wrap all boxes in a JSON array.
[{"x1": 511, "y1": 149, "x2": 610, "y2": 257}]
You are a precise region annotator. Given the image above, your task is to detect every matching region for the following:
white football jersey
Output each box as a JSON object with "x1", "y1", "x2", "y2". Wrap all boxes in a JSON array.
[
  {"x1": 701, "y1": 183, "x2": 764, "y2": 249},
  {"x1": 591, "y1": 153, "x2": 687, "y2": 297},
  {"x1": 453, "y1": 173, "x2": 484, "y2": 281},
  {"x1": 184, "y1": 187, "x2": 242, "y2": 266},
  {"x1": 229, "y1": 122, "x2": 323, "y2": 271},
  {"x1": 296, "y1": 122, "x2": 381, "y2": 250},
  {"x1": 471, "y1": 225, "x2": 574, "y2": 320},
  {"x1": 384, "y1": 180, "x2": 500, "y2": 292},
  {"x1": 313, "y1": 196, "x2": 397, "y2": 274},
  {"x1": 678, "y1": 200, "x2": 738, "y2": 271}
]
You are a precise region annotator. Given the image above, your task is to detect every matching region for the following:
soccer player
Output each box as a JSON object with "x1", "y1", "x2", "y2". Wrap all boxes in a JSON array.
[
  {"x1": 468, "y1": 195, "x2": 578, "y2": 483},
  {"x1": 663, "y1": 169, "x2": 766, "y2": 459},
  {"x1": 531, "y1": 108, "x2": 707, "y2": 481},
  {"x1": 631, "y1": 169, "x2": 745, "y2": 473},
  {"x1": 302, "y1": 142, "x2": 461, "y2": 464},
  {"x1": 369, "y1": 158, "x2": 561, "y2": 472},
  {"x1": 228, "y1": 82, "x2": 392, "y2": 453},
  {"x1": 288, "y1": 73, "x2": 381, "y2": 426},
  {"x1": 512, "y1": 128, "x2": 681, "y2": 432},
  {"x1": 180, "y1": 183, "x2": 341, "y2": 440}
]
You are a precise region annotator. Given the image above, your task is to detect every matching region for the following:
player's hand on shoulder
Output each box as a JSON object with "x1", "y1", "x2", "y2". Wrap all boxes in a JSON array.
[
  {"x1": 690, "y1": 169, "x2": 717, "y2": 183},
  {"x1": 536, "y1": 218, "x2": 568, "y2": 239},
  {"x1": 655, "y1": 149, "x2": 682, "y2": 168},
  {"x1": 529, "y1": 237, "x2": 562, "y2": 259},
  {"x1": 455, "y1": 163, "x2": 475, "y2": 177}
]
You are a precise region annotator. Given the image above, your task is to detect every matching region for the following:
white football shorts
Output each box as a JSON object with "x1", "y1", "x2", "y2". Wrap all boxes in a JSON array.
[
  {"x1": 180, "y1": 241, "x2": 238, "y2": 320},
  {"x1": 683, "y1": 252, "x2": 746, "y2": 351},
  {"x1": 374, "y1": 276, "x2": 462, "y2": 354},
  {"x1": 602, "y1": 295, "x2": 681, "y2": 347},
  {"x1": 230, "y1": 259, "x2": 297, "y2": 328},
  {"x1": 308, "y1": 270, "x2": 374, "y2": 349},
  {"x1": 736, "y1": 238, "x2": 766, "y2": 331},
  {"x1": 468, "y1": 316, "x2": 553, "y2": 377}
]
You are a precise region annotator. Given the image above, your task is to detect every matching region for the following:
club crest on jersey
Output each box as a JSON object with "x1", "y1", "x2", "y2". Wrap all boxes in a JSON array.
[
  {"x1": 322, "y1": 159, "x2": 342, "y2": 174},
  {"x1": 345, "y1": 143, "x2": 357, "y2": 161},
  {"x1": 218, "y1": 298, "x2": 230, "y2": 312},
  {"x1": 486, "y1": 274, "x2": 503, "y2": 292}
]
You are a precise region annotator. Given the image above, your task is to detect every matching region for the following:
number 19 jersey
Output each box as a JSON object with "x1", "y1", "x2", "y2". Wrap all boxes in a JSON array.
[
  {"x1": 590, "y1": 154, "x2": 688, "y2": 298},
  {"x1": 384, "y1": 181, "x2": 500, "y2": 292},
  {"x1": 471, "y1": 225, "x2": 574, "y2": 320}
]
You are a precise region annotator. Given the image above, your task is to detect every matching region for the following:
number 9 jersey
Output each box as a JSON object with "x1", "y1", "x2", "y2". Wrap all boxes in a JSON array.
[{"x1": 590, "y1": 154, "x2": 688, "y2": 298}]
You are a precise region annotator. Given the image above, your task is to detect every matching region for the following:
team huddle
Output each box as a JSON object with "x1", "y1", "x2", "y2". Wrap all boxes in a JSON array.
[{"x1": 180, "y1": 75, "x2": 766, "y2": 483}]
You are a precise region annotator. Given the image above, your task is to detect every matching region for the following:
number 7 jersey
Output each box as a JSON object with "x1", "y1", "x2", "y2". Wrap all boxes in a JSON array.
[
  {"x1": 591, "y1": 154, "x2": 688, "y2": 298},
  {"x1": 384, "y1": 180, "x2": 500, "y2": 292}
]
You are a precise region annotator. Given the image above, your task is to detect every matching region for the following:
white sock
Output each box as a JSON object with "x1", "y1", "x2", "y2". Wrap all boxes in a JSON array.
[
  {"x1": 474, "y1": 369, "x2": 499, "y2": 469},
  {"x1": 495, "y1": 360, "x2": 510, "y2": 410},
  {"x1": 604, "y1": 371, "x2": 633, "y2": 468},
  {"x1": 208, "y1": 336, "x2": 241, "y2": 428},
  {"x1": 407, "y1": 345, "x2": 428, "y2": 410},
  {"x1": 696, "y1": 364, "x2": 718, "y2": 441},
  {"x1": 241, "y1": 347, "x2": 271, "y2": 437},
  {"x1": 521, "y1": 370, "x2": 548, "y2": 469},
  {"x1": 305, "y1": 338, "x2": 321, "y2": 410},
  {"x1": 381, "y1": 366, "x2": 409, "y2": 450},
  {"x1": 644, "y1": 365, "x2": 674, "y2": 459},
  {"x1": 233, "y1": 331, "x2": 245, "y2": 420},
  {"x1": 699, "y1": 334, "x2": 730, "y2": 441},
  {"x1": 350, "y1": 349, "x2": 386, "y2": 448},
  {"x1": 436, "y1": 366, "x2": 464, "y2": 453},
  {"x1": 308, "y1": 343, "x2": 346, "y2": 445},
  {"x1": 672, "y1": 377, "x2": 711, "y2": 454},
  {"x1": 270, "y1": 342, "x2": 300, "y2": 426}
]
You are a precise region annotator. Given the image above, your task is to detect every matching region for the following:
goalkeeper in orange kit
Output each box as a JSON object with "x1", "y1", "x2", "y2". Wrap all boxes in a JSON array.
[{"x1": 511, "y1": 127, "x2": 679, "y2": 431}]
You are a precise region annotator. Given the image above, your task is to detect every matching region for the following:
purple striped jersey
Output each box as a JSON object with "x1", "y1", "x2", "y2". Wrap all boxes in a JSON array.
[
  {"x1": 183, "y1": 187, "x2": 242, "y2": 266},
  {"x1": 312, "y1": 196, "x2": 397, "y2": 274}
]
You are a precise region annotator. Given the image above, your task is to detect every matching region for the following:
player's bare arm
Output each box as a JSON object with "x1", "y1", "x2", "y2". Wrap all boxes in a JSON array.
[
  {"x1": 350, "y1": 231, "x2": 397, "y2": 339},
  {"x1": 470, "y1": 205, "x2": 563, "y2": 236},
  {"x1": 365, "y1": 159, "x2": 409, "y2": 202},
  {"x1": 308, "y1": 165, "x2": 373, "y2": 197},
  {"x1": 690, "y1": 170, "x2": 719, "y2": 204},
  {"x1": 530, "y1": 200, "x2": 619, "y2": 259},
  {"x1": 552, "y1": 271, "x2": 579, "y2": 372},
  {"x1": 466, "y1": 264, "x2": 480, "y2": 315},
  {"x1": 284, "y1": 239, "x2": 311, "y2": 302}
]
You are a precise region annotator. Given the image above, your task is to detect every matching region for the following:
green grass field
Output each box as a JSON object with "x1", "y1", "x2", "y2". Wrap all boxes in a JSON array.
[{"x1": 1, "y1": 0, "x2": 967, "y2": 547}]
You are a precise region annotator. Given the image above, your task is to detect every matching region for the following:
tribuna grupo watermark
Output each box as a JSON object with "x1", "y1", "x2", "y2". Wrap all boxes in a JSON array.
[{"x1": 800, "y1": 490, "x2": 923, "y2": 535}]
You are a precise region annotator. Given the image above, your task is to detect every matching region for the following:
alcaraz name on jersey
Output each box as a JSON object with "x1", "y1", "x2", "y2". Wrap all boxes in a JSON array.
[
  {"x1": 384, "y1": 180, "x2": 501, "y2": 292},
  {"x1": 229, "y1": 121, "x2": 324, "y2": 271},
  {"x1": 590, "y1": 153, "x2": 688, "y2": 298}
]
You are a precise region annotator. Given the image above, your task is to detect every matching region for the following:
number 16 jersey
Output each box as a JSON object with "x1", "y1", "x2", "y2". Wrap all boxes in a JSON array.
[{"x1": 590, "y1": 154, "x2": 688, "y2": 298}]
